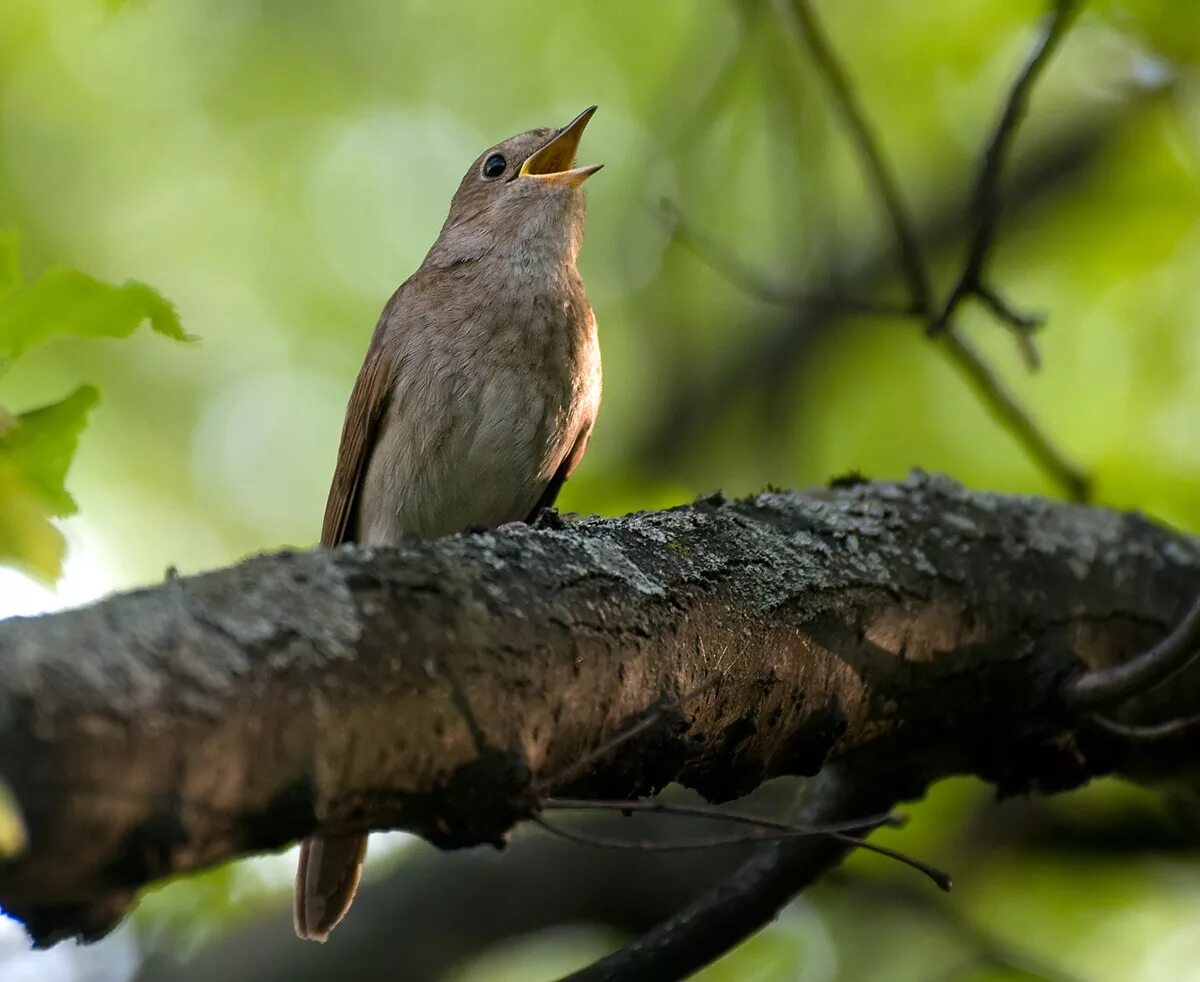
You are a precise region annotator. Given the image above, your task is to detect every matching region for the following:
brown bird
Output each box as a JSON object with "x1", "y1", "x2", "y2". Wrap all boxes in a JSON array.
[{"x1": 293, "y1": 107, "x2": 603, "y2": 942}]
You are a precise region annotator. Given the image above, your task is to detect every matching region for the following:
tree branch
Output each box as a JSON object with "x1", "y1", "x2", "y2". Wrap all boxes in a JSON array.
[
  {"x1": 931, "y1": 0, "x2": 1083, "y2": 341},
  {"x1": 784, "y1": 0, "x2": 932, "y2": 313},
  {"x1": 1, "y1": 474, "x2": 1198, "y2": 959},
  {"x1": 938, "y1": 331, "x2": 1089, "y2": 502},
  {"x1": 558, "y1": 768, "x2": 890, "y2": 982},
  {"x1": 1068, "y1": 592, "x2": 1200, "y2": 711},
  {"x1": 638, "y1": 87, "x2": 1166, "y2": 485},
  {"x1": 537, "y1": 799, "x2": 951, "y2": 887},
  {"x1": 777, "y1": 0, "x2": 1090, "y2": 500},
  {"x1": 658, "y1": 197, "x2": 917, "y2": 316}
]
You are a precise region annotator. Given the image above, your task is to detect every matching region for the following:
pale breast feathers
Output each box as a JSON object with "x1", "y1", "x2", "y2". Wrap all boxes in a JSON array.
[{"x1": 341, "y1": 271, "x2": 600, "y2": 546}]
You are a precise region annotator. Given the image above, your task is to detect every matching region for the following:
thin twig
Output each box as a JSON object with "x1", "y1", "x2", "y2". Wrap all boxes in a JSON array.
[
  {"x1": 535, "y1": 674, "x2": 721, "y2": 793},
  {"x1": 557, "y1": 771, "x2": 921, "y2": 981},
  {"x1": 637, "y1": 101, "x2": 1153, "y2": 477},
  {"x1": 783, "y1": 0, "x2": 932, "y2": 313},
  {"x1": 543, "y1": 797, "x2": 951, "y2": 891},
  {"x1": 1090, "y1": 712, "x2": 1200, "y2": 743},
  {"x1": 976, "y1": 283, "x2": 1045, "y2": 370},
  {"x1": 932, "y1": 0, "x2": 1082, "y2": 342},
  {"x1": 660, "y1": 198, "x2": 916, "y2": 317},
  {"x1": 941, "y1": 332, "x2": 1090, "y2": 501},
  {"x1": 533, "y1": 815, "x2": 879, "y2": 853},
  {"x1": 543, "y1": 797, "x2": 903, "y2": 836},
  {"x1": 776, "y1": 0, "x2": 1091, "y2": 502},
  {"x1": 1067, "y1": 592, "x2": 1200, "y2": 710}
]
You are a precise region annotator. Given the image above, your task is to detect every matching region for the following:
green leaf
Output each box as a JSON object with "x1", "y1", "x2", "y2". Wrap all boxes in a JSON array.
[
  {"x1": 0, "y1": 236, "x2": 189, "y2": 579},
  {"x1": 0, "y1": 461, "x2": 67, "y2": 580},
  {"x1": 0, "y1": 267, "x2": 191, "y2": 370},
  {"x1": 0, "y1": 385, "x2": 100, "y2": 579},
  {"x1": 1, "y1": 385, "x2": 100, "y2": 517}
]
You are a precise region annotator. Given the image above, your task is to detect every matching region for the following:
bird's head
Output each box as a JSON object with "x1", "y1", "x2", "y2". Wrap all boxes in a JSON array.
[{"x1": 434, "y1": 106, "x2": 601, "y2": 267}]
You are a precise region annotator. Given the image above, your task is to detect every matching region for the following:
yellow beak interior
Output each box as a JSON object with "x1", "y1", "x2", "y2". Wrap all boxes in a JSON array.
[{"x1": 519, "y1": 106, "x2": 602, "y2": 187}]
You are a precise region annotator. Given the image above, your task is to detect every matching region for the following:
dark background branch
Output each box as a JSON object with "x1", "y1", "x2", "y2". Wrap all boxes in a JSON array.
[
  {"x1": 559, "y1": 767, "x2": 889, "y2": 982},
  {"x1": 635, "y1": 86, "x2": 1162, "y2": 482},
  {"x1": 641, "y1": 2, "x2": 1178, "y2": 505}
]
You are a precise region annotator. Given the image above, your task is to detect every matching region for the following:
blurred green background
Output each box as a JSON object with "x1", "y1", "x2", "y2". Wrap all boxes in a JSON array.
[{"x1": 0, "y1": 0, "x2": 1197, "y2": 979}]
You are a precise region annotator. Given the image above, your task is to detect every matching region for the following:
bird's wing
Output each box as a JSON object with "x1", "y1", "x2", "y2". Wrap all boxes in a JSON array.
[
  {"x1": 299, "y1": 338, "x2": 391, "y2": 943},
  {"x1": 525, "y1": 417, "x2": 595, "y2": 522},
  {"x1": 321, "y1": 341, "x2": 394, "y2": 548}
]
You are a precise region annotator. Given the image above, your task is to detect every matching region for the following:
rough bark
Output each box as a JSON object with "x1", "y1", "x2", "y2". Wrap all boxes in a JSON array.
[{"x1": 1, "y1": 473, "x2": 1197, "y2": 948}]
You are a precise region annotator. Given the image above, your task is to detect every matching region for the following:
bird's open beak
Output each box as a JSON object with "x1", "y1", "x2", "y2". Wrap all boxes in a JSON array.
[{"x1": 519, "y1": 106, "x2": 602, "y2": 187}]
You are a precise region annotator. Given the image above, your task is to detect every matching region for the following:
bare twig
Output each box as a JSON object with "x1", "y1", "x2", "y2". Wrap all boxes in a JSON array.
[
  {"x1": 1068, "y1": 593, "x2": 1200, "y2": 710},
  {"x1": 931, "y1": 0, "x2": 1083, "y2": 344},
  {"x1": 532, "y1": 817, "x2": 845, "y2": 853},
  {"x1": 976, "y1": 283, "x2": 1045, "y2": 369},
  {"x1": 1090, "y1": 712, "x2": 1200, "y2": 742},
  {"x1": 782, "y1": 0, "x2": 932, "y2": 313},
  {"x1": 660, "y1": 197, "x2": 916, "y2": 316},
  {"x1": 543, "y1": 797, "x2": 902, "y2": 836},
  {"x1": 556, "y1": 769, "x2": 905, "y2": 982},
  {"x1": 534, "y1": 822, "x2": 950, "y2": 892},
  {"x1": 535, "y1": 815, "x2": 779, "y2": 852},
  {"x1": 542, "y1": 798, "x2": 951, "y2": 890},
  {"x1": 637, "y1": 92, "x2": 1164, "y2": 479},
  {"x1": 941, "y1": 332, "x2": 1090, "y2": 501},
  {"x1": 660, "y1": 191, "x2": 1089, "y2": 499},
  {"x1": 774, "y1": 0, "x2": 1091, "y2": 501}
]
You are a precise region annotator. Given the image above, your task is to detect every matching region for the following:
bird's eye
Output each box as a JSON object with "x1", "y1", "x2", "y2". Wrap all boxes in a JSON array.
[{"x1": 482, "y1": 154, "x2": 506, "y2": 179}]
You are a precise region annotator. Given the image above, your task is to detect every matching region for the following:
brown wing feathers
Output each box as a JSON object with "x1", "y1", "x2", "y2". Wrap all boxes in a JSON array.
[
  {"x1": 524, "y1": 420, "x2": 593, "y2": 523},
  {"x1": 320, "y1": 344, "x2": 393, "y2": 548},
  {"x1": 296, "y1": 340, "x2": 392, "y2": 942}
]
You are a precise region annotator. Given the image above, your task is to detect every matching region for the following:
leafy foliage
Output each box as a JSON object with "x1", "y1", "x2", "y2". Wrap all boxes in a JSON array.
[
  {"x1": 0, "y1": 268, "x2": 188, "y2": 366},
  {"x1": 0, "y1": 234, "x2": 186, "y2": 579}
]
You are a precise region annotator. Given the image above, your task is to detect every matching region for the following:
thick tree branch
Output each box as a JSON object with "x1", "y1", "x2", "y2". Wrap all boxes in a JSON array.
[{"x1": 1, "y1": 474, "x2": 1198, "y2": 956}]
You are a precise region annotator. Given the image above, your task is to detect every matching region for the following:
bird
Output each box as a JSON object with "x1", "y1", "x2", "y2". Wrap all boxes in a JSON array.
[{"x1": 293, "y1": 106, "x2": 603, "y2": 942}]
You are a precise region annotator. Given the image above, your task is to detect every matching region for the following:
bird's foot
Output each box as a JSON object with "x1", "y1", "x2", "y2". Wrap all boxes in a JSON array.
[{"x1": 528, "y1": 507, "x2": 574, "y2": 530}]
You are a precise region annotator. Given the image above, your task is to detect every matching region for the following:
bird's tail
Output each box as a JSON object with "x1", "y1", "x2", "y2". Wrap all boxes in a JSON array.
[{"x1": 293, "y1": 833, "x2": 369, "y2": 942}]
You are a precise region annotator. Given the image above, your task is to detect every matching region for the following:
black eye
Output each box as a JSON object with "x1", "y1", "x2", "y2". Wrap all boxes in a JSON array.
[{"x1": 482, "y1": 154, "x2": 506, "y2": 179}]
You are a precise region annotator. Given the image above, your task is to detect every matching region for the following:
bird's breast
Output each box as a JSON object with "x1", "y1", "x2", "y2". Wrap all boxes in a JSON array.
[{"x1": 356, "y1": 281, "x2": 599, "y2": 544}]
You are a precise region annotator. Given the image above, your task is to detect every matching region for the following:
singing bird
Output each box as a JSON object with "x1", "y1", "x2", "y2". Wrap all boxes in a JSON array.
[{"x1": 294, "y1": 107, "x2": 603, "y2": 941}]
